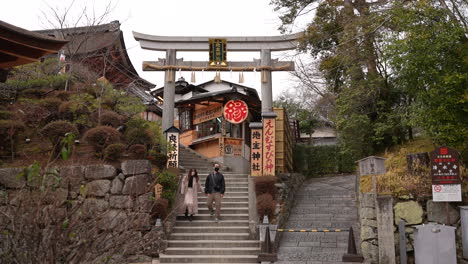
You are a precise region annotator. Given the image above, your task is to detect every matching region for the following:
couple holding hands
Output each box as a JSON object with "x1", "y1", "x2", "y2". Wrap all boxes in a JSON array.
[{"x1": 179, "y1": 164, "x2": 225, "y2": 222}]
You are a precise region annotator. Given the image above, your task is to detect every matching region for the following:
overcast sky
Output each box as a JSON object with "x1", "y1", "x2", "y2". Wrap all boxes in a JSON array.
[{"x1": 1, "y1": 0, "x2": 309, "y2": 99}]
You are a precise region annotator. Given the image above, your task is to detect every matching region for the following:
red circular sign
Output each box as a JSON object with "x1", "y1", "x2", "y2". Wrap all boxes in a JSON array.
[
  {"x1": 223, "y1": 100, "x2": 248, "y2": 124},
  {"x1": 434, "y1": 185, "x2": 442, "y2": 192}
]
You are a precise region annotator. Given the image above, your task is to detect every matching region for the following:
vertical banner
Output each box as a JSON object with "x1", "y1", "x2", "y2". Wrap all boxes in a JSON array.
[
  {"x1": 250, "y1": 128, "x2": 263, "y2": 176},
  {"x1": 165, "y1": 126, "x2": 180, "y2": 168},
  {"x1": 154, "y1": 183, "x2": 163, "y2": 199},
  {"x1": 263, "y1": 118, "x2": 276, "y2": 176}
]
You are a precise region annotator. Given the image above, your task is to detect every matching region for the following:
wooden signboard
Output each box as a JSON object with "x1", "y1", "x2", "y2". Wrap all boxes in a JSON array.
[
  {"x1": 224, "y1": 138, "x2": 242, "y2": 157},
  {"x1": 154, "y1": 183, "x2": 163, "y2": 199},
  {"x1": 209, "y1": 38, "x2": 227, "y2": 66},
  {"x1": 223, "y1": 100, "x2": 248, "y2": 124},
  {"x1": 251, "y1": 128, "x2": 263, "y2": 176},
  {"x1": 263, "y1": 118, "x2": 275, "y2": 176},
  {"x1": 193, "y1": 104, "x2": 222, "y2": 125},
  {"x1": 430, "y1": 147, "x2": 460, "y2": 185},
  {"x1": 166, "y1": 128, "x2": 180, "y2": 168}
]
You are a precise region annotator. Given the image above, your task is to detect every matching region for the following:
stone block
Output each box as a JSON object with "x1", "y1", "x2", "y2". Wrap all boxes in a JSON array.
[
  {"x1": 44, "y1": 188, "x2": 69, "y2": 206},
  {"x1": 362, "y1": 240, "x2": 379, "y2": 263},
  {"x1": 361, "y1": 226, "x2": 377, "y2": 240},
  {"x1": 122, "y1": 174, "x2": 152, "y2": 196},
  {"x1": 59, "y1": 165, "x2": 85, "y2": 190},
  {"x1": 362, "y1": 219, "x2": 377, "y2": 228},
  {"x1": 0, "y1": 168, "x2": 25, "y2": 189},
  {"x1": 361, "y1": 207, "x2": 376, "y2": 219},
  {"x1": 361, "y1": 193, "x2": 376, "y2": 208},
  {"x1": 136, "y1": 192, "x2": 153, "y2": 213},
  {"x1": 82, "y1": 198, "x2": 109, "y2": 215},
  {"x1": 427, "y1": 200, "x2": 459, "y2": 225},
  {"x1": 85, "y1": 164, "x2": 116, "y2": 180},
  {"x1": 121, "y1": 160, "x2": 151, "y2": 176},
  {"x1": 129, "y1": 212, "x2": 152, "y2": 231},
  {"x1": 110, "y1": 177, "x2": 124, "y2": 194},
  {"x1": 100, "y1": 210, "x2": 127, "y2": 230},
  {"x1": 394, "y1": 201, "x2": 423, "y2": 225},
  {"x1": 86, "y1": 180, "x2": 111, "y2": 197},
  {"x1": 110, "y1": 195, "x2": 133, "y2": 209}
]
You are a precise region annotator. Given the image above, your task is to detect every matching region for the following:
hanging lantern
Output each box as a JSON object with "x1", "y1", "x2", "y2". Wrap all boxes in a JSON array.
[
  {"x1": 239, "y1": 72, "x2": 244, "y2": 83},
  {"x1": 261, "y1": 70, "x2": 268, "y2": 83},
  {"x1": 191, "y1": 71, "x2": 196, "y2": 83},
  {"x1": 214, "y1": 72, "x2": 221, "y2": 83}
]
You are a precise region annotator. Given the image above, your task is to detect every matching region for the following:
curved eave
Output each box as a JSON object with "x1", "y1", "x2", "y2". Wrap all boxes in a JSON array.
[{"x1": 133, "y1": 31, "x2": 304, "y2": 52}]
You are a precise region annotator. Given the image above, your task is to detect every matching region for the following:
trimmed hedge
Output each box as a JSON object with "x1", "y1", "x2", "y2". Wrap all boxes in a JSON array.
[
  {"x1": 293, "y1": 144, "x2": 355, "y2": 177},
  {"x1": 254, "y1": 176, "x2": 277, "y2": 199}
]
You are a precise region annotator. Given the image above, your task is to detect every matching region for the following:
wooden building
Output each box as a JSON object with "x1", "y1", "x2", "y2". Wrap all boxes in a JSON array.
[
  {"x1": 274, "y1": 107, "x2": 293, "y2": 173},
  {"x1": 153, "y1": 78, "x2": 261, "y2": 173}
]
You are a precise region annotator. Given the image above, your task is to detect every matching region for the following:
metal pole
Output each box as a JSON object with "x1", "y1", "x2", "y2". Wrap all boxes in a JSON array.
[{"x1": 399, "y1": 220, "x2": 407, "y2": 264}]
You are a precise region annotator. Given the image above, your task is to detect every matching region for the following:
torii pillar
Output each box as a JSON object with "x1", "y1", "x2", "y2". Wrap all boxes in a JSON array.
[{"x1": 133, "y1": 32, "x2": 303, "y2": 132}]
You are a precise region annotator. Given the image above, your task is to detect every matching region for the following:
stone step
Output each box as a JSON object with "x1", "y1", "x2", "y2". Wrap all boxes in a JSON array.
[
  {"x1": 173, "y1": 226, "x2": 250, "y2": 234},
  {"x1": 175, "y1": 220, "x2": 249, "y2": 227},
  {"x1": 165, "y1": 247, "x2": 260, "y2": 255},
  {"x1": 159, "y1": 254, "x2": 258, "y2": 263},
  {"x1": 199, "y1": 196, "x2": 248, "y2": 202},
  {"x1": 169, "y1": 232, "x2": 251, "y2": 240},
  {"x1": 167, "y1": 240, "x2": 259, "y2": 248},
  {"x1": 198, "y1": 207, "x2": 249, "y2": 214},
  {"x1": 199, "y1": 174, "x2": 248, "y2": 178},
  {"x1": 198, "y1": 192, "x2": 248, "y2": 197},
  {"x1": 177, "y1": 213, "x2": 249, "y2": 221},
  {"x1": 197, "y1": 201, "x2": 248, "y2": 208},
  {"x1": 201, "y1": 182, "x2": 248, "y2": 187}
]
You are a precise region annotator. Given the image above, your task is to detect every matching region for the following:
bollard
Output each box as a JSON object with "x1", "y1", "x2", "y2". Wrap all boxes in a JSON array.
[
  {"x1": 461, "y1": 206, "x2": 468, "y2": 260},
  {"x1": 342, "y1": 226, "x2": 364, "y2": 262},
  {"x1": 258, "y1": 219, "x2": 277, "y2": 262},
  {"x1": 263, "y1": 225, "x2": 272, "y2": 253},
  {"x1": 155, "y1": 218, "x2": 162, "y2": 227}
]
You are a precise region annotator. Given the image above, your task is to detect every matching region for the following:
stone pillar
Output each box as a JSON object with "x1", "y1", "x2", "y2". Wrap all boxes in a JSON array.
[
  {"x1": 460, "y1": 206, "x2": 468, "y2": 260},
  {"x1": 260, "y1": 49, "x2": 272, "y2": 113},
  {"x1": 162, "y1": 49, "x2": 176, "y2": 132},
  {"x1": 376, "y1": 195, "x2": 396, "y2": 264}
]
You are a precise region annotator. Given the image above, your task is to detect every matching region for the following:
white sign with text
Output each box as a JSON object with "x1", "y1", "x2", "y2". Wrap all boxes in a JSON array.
[{"x1": 432, "y1": 184, "x2": 462, "y2": 202}]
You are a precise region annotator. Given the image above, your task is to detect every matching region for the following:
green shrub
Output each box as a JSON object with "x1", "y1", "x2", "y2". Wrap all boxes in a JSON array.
[
  {"x1": 128, "y1": 144, "x2": 147, "y2": 159},
  {"x1": 103, "y1": 143, "x2": 126, "y2": 161},
  {"x1": 293, "y1": 144, "x2": 355, "y2": 177},
  {"x1": 151, "y1": 198, "x2": 169, "y2": 221},
  {"x1": 0, "y1": 110, "x2": 12, "y2": 120},
  {"x1": 51, "y1": 91, "x2": 73, "y2": 101},
  {"x1": 256, "y1": 193, "x2": 276, "y2": 221},
  {"x1": 125, "y1": 128, "x2": 155, "y2": 146},
  {"x1": 254, "y1": 176, "x2": 277, "y2": 199},
  {"x1": 40, "y1": 120, "x2": 79, "y2": 146},
  {"x1": 83, "y1": 126, "x2": 120, "y2": 153},
  {"x1": 149, "y1": 151, "x2": 168, "y2": 170},
  {"x1": 40, "y1": 97, "x2": 63, "y2": 113},
  {"x1": 156, "y1": 170, "x2": 178, "y2": 208},
  {"x1": 100, "y1": 111, "x2": 123, "y2": 127},
  {"x1": 59, "y1": 101, "x2": 89, "y2": 121},
  {"x1": 21, "y1": 88, "x2": 48, "y2": 98}
]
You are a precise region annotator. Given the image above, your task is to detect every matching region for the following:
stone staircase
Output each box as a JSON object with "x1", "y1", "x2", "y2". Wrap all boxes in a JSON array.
[
  {"x1": 159, "y1": 171, "x2": 259, "y2": 263},
  {"x1": 178, "y1": 145, "x2": 217, "y2": 173}
]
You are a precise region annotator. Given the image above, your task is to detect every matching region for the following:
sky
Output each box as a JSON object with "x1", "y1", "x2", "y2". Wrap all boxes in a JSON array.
[{"x1": 1, "y1": 0, "x2": 310, "y2": 99}]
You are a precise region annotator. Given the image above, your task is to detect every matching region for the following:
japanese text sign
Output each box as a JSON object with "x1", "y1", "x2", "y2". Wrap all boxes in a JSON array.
[
  {"x1": 193, "y1": 104, "x2": 222, "y2": 125},
  {"x1": 224, "y1": 138, "x2": 242, "y2": 157},
  {"x1": 209, "y1": 38, "x2": 227, "y2": 66},
  {"x1": 154, "y1": 183, "x2": 163, "y2": 199},
  {"x1": 251, "y1": 129, "x2": 263, "y2": 176},
  {"x1": 166, "y1": 131, "x2": 179, "y2": 168},
  {"x1": 430, "y1": 147, "x2": 460, "y2": 185},
  {"x1": 223, "y1": 100, "x2": 248, "y2": 124},
  {"x1": 263, "y1": 118, "x2": 275, "y2": 176}
]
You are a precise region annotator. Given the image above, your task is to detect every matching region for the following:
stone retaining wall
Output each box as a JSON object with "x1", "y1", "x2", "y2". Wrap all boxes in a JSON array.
[
  {"x1": 0, "y1": 160, "x2": 165, "y2": 263},
  {"x1": 359, "y1": 193, "x2": 463, "y2": 263}
]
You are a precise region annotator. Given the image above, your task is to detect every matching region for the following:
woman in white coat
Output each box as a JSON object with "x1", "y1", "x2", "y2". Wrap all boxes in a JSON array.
[{"x1": 179, "y1": 169, "x2": 203, "y2": 221}]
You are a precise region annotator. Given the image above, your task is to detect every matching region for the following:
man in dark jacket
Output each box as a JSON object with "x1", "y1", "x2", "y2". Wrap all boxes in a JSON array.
[{"x1": 205, "y1": 163, "x2": 225, "y2": 222}]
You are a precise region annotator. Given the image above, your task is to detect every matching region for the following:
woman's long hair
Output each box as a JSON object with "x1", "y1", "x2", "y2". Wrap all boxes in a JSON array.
[{"x1": 188, "y1": 169, "x2": 199, "y2": 182}]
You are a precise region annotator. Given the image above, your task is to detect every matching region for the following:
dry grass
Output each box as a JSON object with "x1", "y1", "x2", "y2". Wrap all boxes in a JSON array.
[{"x1": 360, "y1": 137, "x2": 467, "y2": 199}]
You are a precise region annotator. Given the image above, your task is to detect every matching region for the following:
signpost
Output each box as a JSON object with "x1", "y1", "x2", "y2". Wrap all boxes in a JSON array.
[
  {"x1": 250, "y1": 122, "x2": 263, "y2": 176},
  {"x1": 165, "y1": 126, "x2": 180, "y2": 169}
]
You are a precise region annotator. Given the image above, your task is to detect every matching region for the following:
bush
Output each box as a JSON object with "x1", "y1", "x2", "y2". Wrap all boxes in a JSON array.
[
  {"x1": 18, "y1": 104, "x2": 51, "y2": 127},
  {"x1": 100, "y1": 111, "x2": 123, "y2": 127},
  {"x1": 125, "y1": 128, "x2": 155, "y2": 147},
  {"x1": 51, "y1": 91, "x2": 73, "y2": 101},
  {"x1": 151, "y1": 198, "x2": 169, "y2": 221},
  {"x1": 254, "y1": 176, "x2": 277, "y2": 199},
  {"x1": 104, "y1": 143, "x2": 126, "y2": 161},
  {"x1": 256, "y1": 193, "x2": 276, "y2": 221},
  {"x1": 21, "y1": 88, "x2": 48, "y2": 98},
  {"x1": 40, "y1": 120, "x2": 78, "y2": 145},
  {"x1": 156, "y1": 170, "x2": 178, "y2": 208},
  {"x1": 293, "y1": 144, "x2": 355, "y2": 177},
  {"x1": 58, "y1": 101, "x2": 90, "y2": 121},
  {"x1": 83, "y1": 126, "x2": 120, "y2": 153},
  {"x1": 0, "y1": 110, "x2": 13, "y2": 120},
  {"x1": 128, "y1": 144, "x2": 147, "y2": 159},
  {"x1": 40, "y1": 97, "x2": 63, "y2": 113},
  {"x1": 148, "y1": 151, "x2": 168, "y2": 170}
]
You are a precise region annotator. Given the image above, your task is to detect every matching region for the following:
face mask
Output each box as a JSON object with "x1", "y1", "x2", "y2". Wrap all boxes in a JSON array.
[{"x1": 214, "y1": 168, "x2": 219, "y2": 172}]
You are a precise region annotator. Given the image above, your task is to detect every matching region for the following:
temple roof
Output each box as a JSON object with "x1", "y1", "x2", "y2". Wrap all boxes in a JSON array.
[{"x1": 0, "y1": 20, "x2": 68, "y2": 69}]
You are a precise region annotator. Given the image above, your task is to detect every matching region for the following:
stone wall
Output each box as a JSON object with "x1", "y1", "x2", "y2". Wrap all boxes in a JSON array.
[
  {"x1": 0, "y1": 160, "x2": 165, "y2": 263},
  {"x1": 359, "y1": 193, "x2": 463, "y2": 264}
]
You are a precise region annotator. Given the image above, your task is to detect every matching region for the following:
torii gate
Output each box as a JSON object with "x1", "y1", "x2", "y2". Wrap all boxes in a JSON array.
[
  {"x1": 132, "y1": 31, "x2": 303, "y2": 131},
  {"x1": 133, "y1": 32, "x2": 302, "y2": 175}
]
